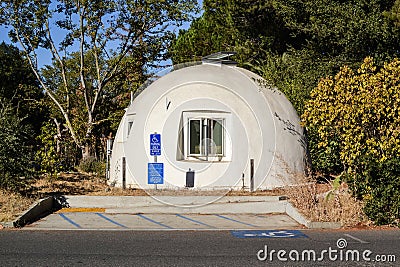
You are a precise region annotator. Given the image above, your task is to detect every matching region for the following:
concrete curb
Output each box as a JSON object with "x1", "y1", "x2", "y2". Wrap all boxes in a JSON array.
[
  {"x1": 12, "y1": 197, "x2": 58, "y2": 228},
  {"x1": 285, "y1": 202, "x2": 341, "y2": 229}
]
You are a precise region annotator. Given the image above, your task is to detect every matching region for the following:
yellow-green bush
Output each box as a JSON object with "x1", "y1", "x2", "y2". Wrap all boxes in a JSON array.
[
  {"x1": 302, "y1": 57, "x2": 400, "y2": 225},
  {"x1": 303, "y1": 57, "x2": 400, "y2": 172}
]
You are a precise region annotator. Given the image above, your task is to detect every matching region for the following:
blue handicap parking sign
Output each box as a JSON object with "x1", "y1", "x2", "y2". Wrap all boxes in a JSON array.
[
  {"x1": 150, "y1": 134, "x2": 161, "y2": 156},
  {"x1": 148, "y1": 163, "x2": 164, "y2": 184},
  {"x1": 231, "y1": 230, "x2": 307, "y2": 239}
]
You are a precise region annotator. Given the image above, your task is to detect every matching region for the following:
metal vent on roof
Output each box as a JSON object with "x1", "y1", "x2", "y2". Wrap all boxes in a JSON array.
[{"x1": 202, "y1": 51, "x2": 237, "y2": 65}]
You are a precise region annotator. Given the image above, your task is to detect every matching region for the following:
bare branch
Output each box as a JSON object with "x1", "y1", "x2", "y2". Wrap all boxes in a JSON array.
[
  {"x1": 44, "y1": 18, "x2": 70, "y2": 111},
  {"x1": 77, "y1": 3, "x2": 92, "y2": 126},
  {"x1": 14, "y1": 27, "x2": 83, "y2": 151}
]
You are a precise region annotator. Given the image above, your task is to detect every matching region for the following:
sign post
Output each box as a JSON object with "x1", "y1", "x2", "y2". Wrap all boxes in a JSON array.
[{"x1": 149, "y1": 133, "x2": 163, "y2": 189}]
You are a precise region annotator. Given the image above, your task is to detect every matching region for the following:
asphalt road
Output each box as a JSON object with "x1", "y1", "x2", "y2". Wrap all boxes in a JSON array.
[{"x1": 1, "y1": 229, "x2": 399, "y2": 266}]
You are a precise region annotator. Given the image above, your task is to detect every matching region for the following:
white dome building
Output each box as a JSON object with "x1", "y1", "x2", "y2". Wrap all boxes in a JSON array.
[{"x1": 109, "y1": 53, "x2": 307, "y2": 190}]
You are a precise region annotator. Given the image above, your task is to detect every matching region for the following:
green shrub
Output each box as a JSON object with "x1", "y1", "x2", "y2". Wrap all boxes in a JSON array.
[
  {"x1": 35, "y1": 121, "x2": 63, "y2": 176},
  {"x1": 0, "y1": 99, "x2": 33, "y2": 191},
  {"x1": 361, "y1": 158, "x2": 400, "y2": 226},
  {"x1": 78, "y1": 157, "x2": 105, "y2": 177}
]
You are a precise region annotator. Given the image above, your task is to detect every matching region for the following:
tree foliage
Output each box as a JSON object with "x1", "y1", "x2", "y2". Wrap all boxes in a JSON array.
[
  {"x1": 0, "y1": 0, "x2": 198, "y2": 160},
  {"x1": 0, "y1": 42, "x2": 46, "y2": 136},
  {"x1": 0, "y1": 42, "x2": 45, "y2": 189},
  {"x1": 39, "y1": 51, "x2": 141, "y2": 165},
  {"x1": 170, "y1": 0, "x2": 293, "y2": 64},
  {"x1": 361, "y1": 158, "x2": 400, "y2": 226},
  {"x1": 384, "y1": 0, "x2": 400, "y2": 28},
  {"x1": 0, "y1": 99, "x2": 33, "y2": 191},
  {"x1": 172, "y1": 0, "x2": 400, "y2": 175}
]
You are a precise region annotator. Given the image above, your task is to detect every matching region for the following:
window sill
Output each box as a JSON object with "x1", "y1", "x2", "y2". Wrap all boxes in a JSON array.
[{"x1": 181, "y1": 156, "x2": 231, "y2": 163}]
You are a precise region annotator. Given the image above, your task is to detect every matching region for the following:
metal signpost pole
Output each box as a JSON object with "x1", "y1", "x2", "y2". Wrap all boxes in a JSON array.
[{"x1": 250, "y1": 159, "x2": 254, "y2": 192}]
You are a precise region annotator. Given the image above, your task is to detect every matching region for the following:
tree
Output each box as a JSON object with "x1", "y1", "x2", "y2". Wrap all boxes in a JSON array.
[
  {"x1": 39, "y1": 51, "x2": 144, "y2": 167},
  {"x1": 384, "y1": 0, "x2": 400, "y2": 28},
  {"x1": 0, "y1": 0, "x2": 198, "y2": 160},
  {"x1": 170, "y1": 0, "x2": 293, "y2": 64},
  {"x1": 0, "y1": 42, "x2": 46, "y2": 137},
  {"x1": 170, "y1": 0, "x2": 239, "y2": 63},
  {"x1": 0, "y1": 98, "x2": 33, "y2": 191}
]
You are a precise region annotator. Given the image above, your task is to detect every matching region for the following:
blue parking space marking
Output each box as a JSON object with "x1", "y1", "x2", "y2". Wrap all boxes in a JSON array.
[
  {"x1": 231, "y1": 230, "x2": 308, "y2": 238},
  {"x1": 136, "y1": 214, "x2": 173, "y2": 229},
  {"x1": 96, "y1": 213, "x2": 128, "y2": 229},
  {"x1": 215, "y1": 214, "x2": 258, "y2": 228},
  {"x1": 59, "y1": 213, "x2": 82, "y2": 229},
  {"x1": 175, "y1": 214, "x2": 216, "y2": 228}
]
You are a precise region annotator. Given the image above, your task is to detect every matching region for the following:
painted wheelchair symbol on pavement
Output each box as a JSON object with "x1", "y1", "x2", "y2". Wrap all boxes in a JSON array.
[{"x1": 231, "y1": 230, "x2": 307, "y2": 238}]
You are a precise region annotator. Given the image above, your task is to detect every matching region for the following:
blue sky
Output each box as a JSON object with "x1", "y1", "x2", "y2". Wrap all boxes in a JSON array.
[{"x1": 0, "y1": 0, "x2": 203, "y2": 68}]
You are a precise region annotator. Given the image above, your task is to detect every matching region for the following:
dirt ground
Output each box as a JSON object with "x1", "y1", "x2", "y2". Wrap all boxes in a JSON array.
[{"x1": 29, "y1": 172, "x2": 289, "y2": 197}]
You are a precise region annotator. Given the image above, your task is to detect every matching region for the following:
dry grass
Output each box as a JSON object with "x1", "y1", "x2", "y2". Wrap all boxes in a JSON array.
[
  {"x1": 0, "y1": 189, "x2": 35, "y2": 222},
  {"x1": 273, "y1": 155, "x2": 369, "y2": 228},
  {"x1": 28, "y1": 172, "x2": 286, "y2": 197},
  {"x1": 284, "y1": 177, "x2": 369, "y2": 227},
  {"x1": 0, "y1": 173, "x2": 111, "y2": 223},
  {"x1": 30, "y1": 173, "x2": 110, "y2": 196}
]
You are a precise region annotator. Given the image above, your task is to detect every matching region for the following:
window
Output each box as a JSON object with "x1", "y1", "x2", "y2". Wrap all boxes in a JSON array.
[
  {"x1": 123, "y1": 113, "x2": 135, "y2": 141},
  {"x1": 127, "y1": 121, "x2": 134, "y2": 137},
  {"x1": 180, "y1": 111, "x2": 231, "y2": 162},
  {"x1": 188, "y1": 118, "x2": 225, "y2": 157}
]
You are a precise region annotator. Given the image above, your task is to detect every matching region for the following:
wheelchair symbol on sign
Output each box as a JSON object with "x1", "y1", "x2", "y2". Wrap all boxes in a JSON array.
[
  {"x1": 150, "y1": 134, "x2": 161, "y2": 156},
  {"x1": 243, "y1": 230, "x2": 296, "y2": 238}
]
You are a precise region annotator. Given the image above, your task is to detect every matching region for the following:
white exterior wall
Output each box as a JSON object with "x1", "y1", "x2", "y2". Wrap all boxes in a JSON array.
[{"x1": 110, "y1": 63, "x2": 306, "y2": 190}]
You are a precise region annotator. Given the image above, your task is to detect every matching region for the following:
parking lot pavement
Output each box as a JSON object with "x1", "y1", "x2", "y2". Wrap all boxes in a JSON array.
[{"x1": 23, "y1": 213, "x2": 300, "y2": 231}]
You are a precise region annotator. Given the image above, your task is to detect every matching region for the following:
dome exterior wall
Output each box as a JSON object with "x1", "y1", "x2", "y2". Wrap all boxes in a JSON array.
[{"x1": 109, "y1": 63, "x2": 307, "y2": 190}]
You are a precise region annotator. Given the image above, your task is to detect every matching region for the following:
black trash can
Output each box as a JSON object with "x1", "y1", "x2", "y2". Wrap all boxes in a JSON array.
[{"x1": 186, "y1": 169, "x2": 195, "y2": 187}]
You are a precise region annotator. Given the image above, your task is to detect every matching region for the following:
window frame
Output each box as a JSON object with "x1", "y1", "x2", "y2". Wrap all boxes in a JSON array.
[
  {"x1": 187, "y1": 118, "x2": 225, "y2": 158},
  {"x1": 182, "y1": 111, "x2": 231, "y2": 162},
  {"x1": 188, "y1": 118, "x2": 203, "y2": 156},
  {"x1": 127, "y1": 121, "x2": 134, "y2": 137}
]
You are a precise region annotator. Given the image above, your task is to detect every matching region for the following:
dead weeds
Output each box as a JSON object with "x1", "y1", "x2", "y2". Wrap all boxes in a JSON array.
[
  {"x1": 284, "y1": 178, "x2": 369, "y2": 228},
  {"x1": 0, "y1": 189, "x2": 35, "y2": 222}
]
